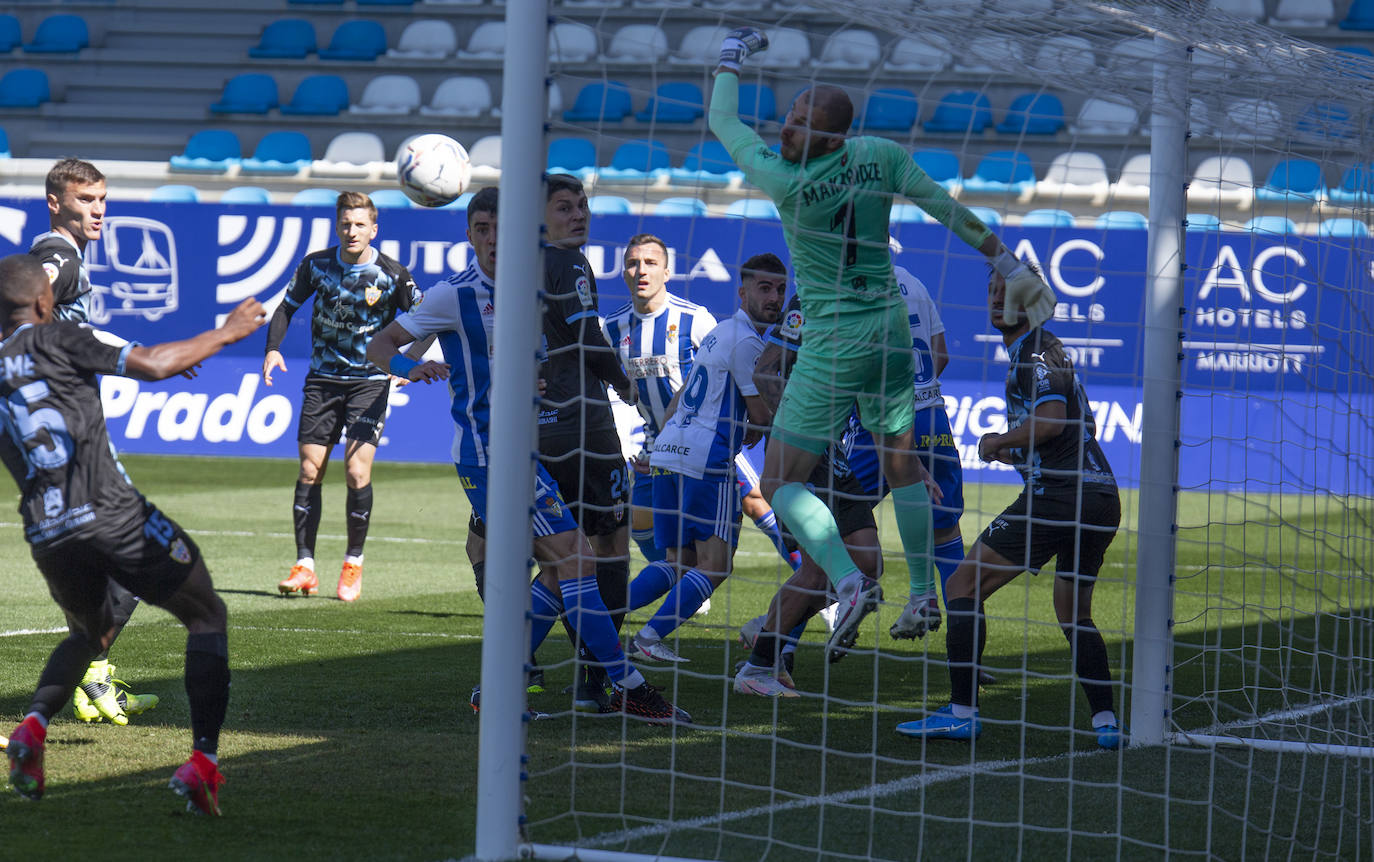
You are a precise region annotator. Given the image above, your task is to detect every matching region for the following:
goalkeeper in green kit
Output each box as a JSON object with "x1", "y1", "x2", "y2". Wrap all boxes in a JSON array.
[{"x1": 710, "y1": 28, "x2": 1057, "y2": 655}]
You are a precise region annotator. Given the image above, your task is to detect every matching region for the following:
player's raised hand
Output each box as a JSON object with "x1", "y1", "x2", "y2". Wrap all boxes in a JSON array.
[
  {"x1": 718, "y1": 26, "x2": 768, "y2": 73},
  {"x1": 262, "y1": 349, "x2": 287, "y2": 386},
  {"x1": 406, "y1": 360, "x2": 449, "y2": 384},
  {"x1": 1004, "y1": 268, "x2": 1056, "y2": 329},
  {"x1": 223, "y1": 298, "x2": 268, "y2": 343}
]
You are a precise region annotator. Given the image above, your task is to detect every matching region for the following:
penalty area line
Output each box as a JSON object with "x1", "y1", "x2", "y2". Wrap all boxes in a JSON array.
[{"x1": 0, "y1": 522, "x2": 466, "y2": 547}]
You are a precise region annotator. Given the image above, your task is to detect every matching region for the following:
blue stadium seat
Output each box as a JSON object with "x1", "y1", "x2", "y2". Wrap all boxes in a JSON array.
[
  {"x1": 0, "y1": 15, "x2": 21, "y2": 53},
  {"x1": 369, "y1": 189, "x2": 414, "y2": 208},
  {"x1": 210, "y1": 74, "x2": 279, "y2": 114},
  {"x1": 1095, "y1": 211, "x2": 1148, "y2": 230},
  {"x1": 666, "y1": 140, "x2": 741, "y2": 187},
  {"x1": 0, "y1": 127, "x2": 10, "y2": 159},
  {"x1": 249, "y1": 19, "x2": 316, "y2": 59},
  {"x1": 319, "y1": 20, "x2": 387, "y2": 61},
  {"x1": 241, "y1": 131, "x2": 313, "y2": 174},
  {"x1": 1022, "y1": 208, "x2": 1075, "y2": 228},
  {"x1": 1243, "y1": 216, "x2": 1298, "y2": 235},
  {"x1": 654, "y1": 197, "x2": 708, "y2": 217},
  {"x1": 635, "y1": 82, "x2": 703, "y2": 124},
  {"x1": 563, "y1": 81, "x2": 633, "y2": 123},
  {"x1": 923, "y1": 91, "x2": 993, "y2": 134},
  {"x1": 1255, "y1": 158, "x2": 1326, "y2": 202},
  {"x1": 912, "y1": 148, "x2": 961, "y2": 192},
  {"x1": 24, "y1": 14, "x2": 89, "y2": 54},
  {"x1": 0, "y1": 69, "x2": 50, "y2": 108},
  {"x1": 1296, "y1": 101, "x2": 1354, "y2": 140},
  {"x1": 149, "y1": 185, "x2": 201, "y2": 203},
  {"x1": 547, "y1": 137, "x2": 598, "y2": 174},
  {"x1": 1184, "y1": 213, "x2": 1221, "y2": 231},
  {"x1": 357, "y1": 0, "x2": 414, "y2": 5},
  {"x1": 220, "y1": 186, "x2": 272, "y2": 205},
  {"x1": 289, "y1": 0, "x2": 344, "y2": 4},
  {"x1": 725, "y1": 199, "x2": 781, "y2": 220},
  {"x1": 1319, "y1": 218, "x2": 1370, "y2": 237},
  {"x1": 962, "y1": 151, "x2": 1035, "y2": 195},
  {"x1": 281, "y1": 75, "x2": 350, "y2": 116},
  {"x1": 169, "y1": 130, "x2": 242, "y2": 173},
  {"x1": 996, "y1": 92, "x2": 1066, "y2": 135},
  {"x1": 291, "y1": 189, "x2": 341, "y2": 207},
  {"x1": 1340, "y1": 0, "x2": 1374, "y2": 28},
  {"x1": 598, "y1": 139, "x2": 672, "y2": 181},
  {"x1": 890, "y1": 204, "x2": 931, "y2": 223},
  {"x1": 1330, "y1": 162, "x2": 1374, "y2": 204},
  {"x1": 966, "y1": 206, "x2": 1002, "y2": 229},
  {"x1": 739, "y1": 83, "x2": 777, "y2": 126},
  {"x1": 589, "y1": 195, "x2": 633, "y2": 215},
  {"x1": 857, "y1": 88, "x2": 918, "y2": 132}
]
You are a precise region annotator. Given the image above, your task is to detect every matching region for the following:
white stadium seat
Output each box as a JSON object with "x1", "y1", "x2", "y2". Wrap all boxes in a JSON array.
[
  {"x1": 1071, "y1": 98, "x2": 1139, "y2": 136},
  {"x1": 1270, "y1": 0, "x2": 1334, "y2": 26},
  {"x1": 311, "y1": 131, "x2": 386, "y2": 179},
  {"x1": 885, "y1": 35, "x2": 952, "y2": 72},
  {"x1": 1189, "y1": 155, "x2": 1254, "y2": 206},
  {"x1": 458, "y1": 22, "x2": 506, "y2": 59},
  {"x1": 1110, "y1": 153, "x2": 1152, "y2": 200},
  {"x1": 1030, "y1": 35, "x2": 1096, "y2": 79},
  {"x1": 758, "y1": 28, "x2": 811, "y2": 68},
  {"x1": 468, "y1": 135, "x2": 502, "y2": 170},
  {"x1": 1036, "y1": 151, "x2": 1110, "y2": 202},
  {"x1": 1221, "y1": 97, "x2": 1285, "y2": 141},
  {"x1": 816, "y1": 30, "x2": 880, "y2": 71},
  {"x1": 349, "y1": 75, "x2": 421, "y2": 115},
  {"x1": 420, "y1": 76, "x2": 492, "y2": 118},
  {"x1": 669, "y1": 26, "x2": 730, "y2": 67},
  {"x1": 548, "y1": 22, "x2": 598, "y2": 63},
  {"x1": 387, "y1": 20, "x2": 456, "y2": 60},
  {"x1": 955, "y1": 35, "x2": 1021, "y2": 73},
  {"x1": 601, "y1": 24, "x2": 668, "y2": 63},
  {"x1": 1212, "y1": 0, "x2": 1264, "y2": 20}
]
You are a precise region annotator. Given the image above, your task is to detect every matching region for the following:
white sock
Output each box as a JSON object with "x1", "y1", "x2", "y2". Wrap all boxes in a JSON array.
[
  {"x1": 1092, "y1": 710, "x2": 1118, "y2": 728},
  {"x1": 201, "y1": 751, "x2": 219, "y2": 764},
  {"x1": 950, "y1": 703, "x2": 977, "y2": 719},
  {"x1": 635, "y1": 626, "x2": 661, "y2": 645},
  {"x1": 620, "y1": 669, "x2": 646, "y2": 690},
  {"x1": 345, "y1": 554, "x2": 363, "y2": 565},
  {"x1": 24, "y1": 711, "x2": 48, "y2": 729},
  {"x1": 296, "y1": 556, "x2": 315, "y2": 571}
]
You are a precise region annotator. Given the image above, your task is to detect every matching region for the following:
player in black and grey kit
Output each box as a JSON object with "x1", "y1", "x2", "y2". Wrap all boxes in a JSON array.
[
  {"x1": 896, "y1": 265, "x2": 1123, "y2": 749},
  {"x1": 264, "y1": 192, "x2": 420, "y2": 602},
  {"x1": 0, "y1": 253, "x2": 266, "y2": 813}
]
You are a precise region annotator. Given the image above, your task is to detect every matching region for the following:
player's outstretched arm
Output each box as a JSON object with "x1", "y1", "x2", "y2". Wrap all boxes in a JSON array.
[
  {"x1": 365, "y1": 319, "x2": 450, "y2": 384},
  {"x1": 124, "y1": 298, "x2": 267, "y2": 381}
]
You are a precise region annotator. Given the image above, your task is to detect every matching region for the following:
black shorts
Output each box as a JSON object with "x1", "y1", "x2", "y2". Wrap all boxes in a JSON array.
[
  {"x1": 979, "y1": 486, "x2": 1120, "y2": 581},
  {"x1": 32, "y1": 501, "x2": 201, "y2": 610},
  {"x1": 539, "y1": 429, "x2": 628, "y2": 538},
  {"x1": 298, "y1": 376, "x2": 389, "y2": 447},
  {"x1": 776, "y1": 450, "x2": 878, "y2": 542}
]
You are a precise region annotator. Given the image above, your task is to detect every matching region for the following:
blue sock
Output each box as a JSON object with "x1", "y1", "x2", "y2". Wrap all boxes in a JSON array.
[
  {"x1": 785, "y1": 619, "x2": 808, "y2": 644},
  {"x1": 934, "y1": 537, "x2": 966, "y2": 605},
  {"x1": 628, "y1": 560, "x2": 678, "y2": 611},
  {"x1": 632, "y1": 527, "x2": 664, "y2": 563},
  {"x1": 528, "y1": 580, "x2": 563, "y2": 656},
  {"x1": 644, "y1": 568, "x2": 715, "y2": 641},
  {"x1": 560, "y1": 575, "x2": 631, "y2": 684},
  {"x1": 752, "y1": 509, "x2": 792, "y2": 567}
]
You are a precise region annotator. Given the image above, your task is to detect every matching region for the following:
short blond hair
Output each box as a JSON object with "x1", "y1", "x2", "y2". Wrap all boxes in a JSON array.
[{"x1": 335, "y1": 191, "x2": 377, "y2": 223}]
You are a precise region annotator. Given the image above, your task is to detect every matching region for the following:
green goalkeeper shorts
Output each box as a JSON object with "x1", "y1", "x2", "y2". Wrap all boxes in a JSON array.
[{"x1": 772, "y1": 303, "x2": 916, "y2": 455}]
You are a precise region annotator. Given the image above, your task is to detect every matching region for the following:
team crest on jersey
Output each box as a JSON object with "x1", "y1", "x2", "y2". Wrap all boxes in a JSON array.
[
  {"x1": 42, "y1": 262, "x2": 59, "y2": 285},
  {"x1": 544, "y1": 496, "x2": 562, "y2": 518},
  {"x1": 42, "y1": 487, "x2": 63, "y2": 518},
  {"x1": 169, "y1": 537, "x2": 192, "y2": 564},
  {"x1": 665, "y1": 324, "x2": 678, "y2": 342},
  {"x1": 364, "y1": 285, "x2": 382, "y2": 306}
]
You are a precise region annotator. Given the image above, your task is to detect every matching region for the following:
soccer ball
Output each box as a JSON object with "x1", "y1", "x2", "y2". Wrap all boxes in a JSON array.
[{"x1": 396, "y1": 134, "x2": 472, "y2": 207}]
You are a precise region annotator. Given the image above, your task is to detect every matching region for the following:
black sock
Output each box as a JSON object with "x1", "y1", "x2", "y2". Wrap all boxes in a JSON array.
[
  {"x1": 293, "y1": 482, "x2": 323, "y2": 560},
  {"x1": 472, "y1": 561, "x2": 486, "y2": 602},
  {"x1": 748, "y1": 633, "x2": 781, "y2": 669},
  {"x1": 30, "y1": 633, "x2": 100, "y2": 719},
  {"x1": 185, "y1": 633, "x2": 231, "y2": 756},
  {"x1": 595, "y1": 559, "x2": 629, "y2": 632},
  {"x1": 105, "y1": 581, "x2": 141, "y2": 653},
  {"x1": 345, "y1": 484, "x2": 373, "y2": 558},
  {"x1": 945, "y1": 597, "x2": 985, "y2": 709},
  {"x1": 1064, "y1": 617, "x2": 1115, "y2": 716}
]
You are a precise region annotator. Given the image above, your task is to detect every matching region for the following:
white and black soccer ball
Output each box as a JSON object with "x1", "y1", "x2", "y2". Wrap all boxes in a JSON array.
[{"x1": 396, "y1": 134, "x2": 472, "y2": 207}]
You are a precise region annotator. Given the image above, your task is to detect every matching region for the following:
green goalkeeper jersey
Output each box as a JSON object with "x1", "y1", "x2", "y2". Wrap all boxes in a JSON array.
[{"x1": 709, "y1": 72, "x2": 993, "y2": 320}]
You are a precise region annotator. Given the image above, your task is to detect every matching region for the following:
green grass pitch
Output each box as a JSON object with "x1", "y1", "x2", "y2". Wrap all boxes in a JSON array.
[{"x1": 0, "y1": 455, "x2": 1368, "y2": 861}]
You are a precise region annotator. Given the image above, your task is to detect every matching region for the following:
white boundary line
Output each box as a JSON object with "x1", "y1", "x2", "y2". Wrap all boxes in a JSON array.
[
  {"x1": 1, "y1": 624, "x2": 481, "y2": 641},
  {"x1": 0, "y1": 521, "x2": 466, "y2": 547}
]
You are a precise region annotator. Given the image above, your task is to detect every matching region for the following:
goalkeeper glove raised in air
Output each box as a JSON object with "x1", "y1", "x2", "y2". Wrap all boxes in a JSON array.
[
  {"x1": 993, "y1": 249, "x2": 1057, "y2": 329},
  {"x1": 718, "y1": 27, "x2": 769, "y2": 72}
]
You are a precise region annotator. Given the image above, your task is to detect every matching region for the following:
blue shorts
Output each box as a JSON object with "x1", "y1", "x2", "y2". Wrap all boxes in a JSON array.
[
  {"x1": 734, "y1": 440, "x2": 765, "y2": 496},
  {"x1": 631, "y1": 465, "x2": 654, "y2": 511},
  {"x1": 845, "y1": 405, "x2": 964, "y2": 532},
  {"x1": 456, "y1": 462, "x2": 579, "y2": 538},
  {"x1": 651, "y1": 468, "x2": 742, "y2": 550}
]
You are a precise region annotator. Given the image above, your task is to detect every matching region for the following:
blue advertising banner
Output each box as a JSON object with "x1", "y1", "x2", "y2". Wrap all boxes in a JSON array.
[{"x1": 0, "y1": 199, "x2": 1366, "y2": 494}]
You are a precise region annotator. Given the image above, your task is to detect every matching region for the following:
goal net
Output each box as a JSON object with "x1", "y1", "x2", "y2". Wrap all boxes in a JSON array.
[{"x1": 475, "y1": 1, "x2": 1374, "y2": 859}]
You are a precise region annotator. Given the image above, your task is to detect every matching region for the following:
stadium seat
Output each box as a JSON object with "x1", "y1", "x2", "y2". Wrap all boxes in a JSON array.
[
  {"x1": 0, "y1": 15, "x2": 20, "y2": 53},
  {"x1": 1296, "y1": 101, "x2": 1354, "y2": 141},
  {"x1": 1095, "y1": 211, "x2": 1148, "y2": 230},
  {"x1": 890, "y1": 204, "x2": 931, "y2": 224},
  {"x1": 291, "y1": 188, "x2": 341, "y2": 207},
  {"x1": 963, "y1": 151, "x2": 1035, "y2": 196},
  {"x1": 388, "y1": 20, "x2": 456, "y2": 59},
  {"x1": 1212, "y1": 0, "x2": 1263, "y2": 20},
  {"x1": 421, "y1": 76, "x2": 492, "y2": 118},
  {"x1": 547, "y1": 137, "x2": 597, "y2": 174},
  {"x1": 169, "y1": 130, "x2": 242, "y2": 173},
  {"x1": 995, "y1": 93, "x2": 1065, "y2": 136},
  {"x1": 635, "y1": 82, "x2": 703, "y2": 124},
  {"x1": 357, "y1": 0, "x2": 414, "y2": 6},
  {"x1": 1107, "y1": 37, "x2": 1156, "y2": 77},
  {"x1": 312, "y1": 131, "x2": 386, "y2": 178},
  {"x1": 0, "y1": 127, "x2": 10, "y2": 159},
  {"x1": 589, "y1": 195, "x2": 632, "y2": 215},
  {"x1": 1189, "y1": 155, "x2": 1253, "y2": 205},
  {"x1": 149, "y1": 185, "x2": 201, "y2": 203},
  {"x1": 725, "y1": 199, "x2": 781, "y2": 220},
  {"x1": 816, "y1": 29, "x2": 880, "y2": 71},
  {"x1": 220, "y1": 186, "x2": 272, "y2": 205},
  {"x1": 654, "y1": 197, "x2": 708, "y2": 217},
  {"x1": 669, "y1": 26, "x2": 730, "y2": 66},
  {"x1": 468, "y1": 134, "x2": 501, "y2": 170},
  {"x1": 602, "y1": 24, "x2": 668, "y2": 63},
  {"x1": 289, "y1": 0, "x2": 344, "y2": 4},
  {"x1": 758, "y1": 28, "x2": 811, "y2": 68},
  {"x1": 459, "y1": 22, "x2": 506, "y2": 59},
  {"x1": 955, "y1": 35, "x2": 1021, "y2": 73},
  {"x1": 548, "y1": 22, "x2": 598, "y2": 63},
  {"x1": 249, "y1": 19, "x2": 316, "y2": 59},
  {"x1": 739, "y1": 83, "x2": 777, "y2": 126},
  {"x1": 1220, "y1": 98, "x2": 1284, "y2": 140},
  {"x1": 1243, "y1": 216, "x2": 1298, "y2": 235},
  {"x1": 1029, "y1": 35, "x2": 1095, "y2": 79},
  {"x1": 210, "y1": 74, "x2": 278, "y2": 114},
  {"x1": 281, "y1": 75, "x2": 349, "y2": 116},
  {"x1": 966, "y1": 206, "x2": 1002, "y2": 229},
  {"x1": 563, "y1": 82, "x2": 633, "y2": 123},
  {"x1": 241, "y1": 131, "x2": 313, "y2": 175},
  {"x1": 1184, "y1": 213, "x2": 1221, "y2": 231},
  {"x1": 1111, "y1": 153, "x2": 1153, "y2": 200},
  {"x1": 923, "y1": 91, "x2": 993, "y2": 134},
  {"x1": 1340, "y1": 0, "x2": 1374, "y2": 28},
  {"x1": 546, "y1": 81, "x2": 562, "y2": 117},
  {"x1": 598, "y1": 139, "x2": 671, "y2": 181},
  {"x1": 369, "y1": 189, "x2": 414, "y2": 208},
  {"x1": 24, "y1": 14, "x2": 89, "y2": 54},
  {"x1": 1256, "y1": 158, "x2": 1326, "y2": 203},
  {"x1": 912, "y1": 148, "x2": 961, "y2": 193},
  {"x1": 1330, "y1": 162, "x2": 1374, "y2": 204},
  {"x1": 349, "y1": 75, "x2": 421, "y2": 115},
  {"x1": 1022, "y1": 209, "x2": 1075, "y2": 228},
  {"x1": 666, "y1": 140, "x2": 742, "y2": 186},
  {"x1": 0, "y1": 69, "x2": 49, "y2": 108},
  {"x1": 1071, "y1": 98, "x2": 1139, "y2": 136},
  {"x1": 857, "y1": 89, "x2": 918, "y2": 133},
  {"x1": 884, "y1": 34, "x2": 951, "y2": 72},
  {"x1": 1319, "y1": 218, "x2": 1370, "y2": 237},
  {"x1": 1270, "y1": 0, "x2": 1334, "y2": 26},
  {"x1": 1037, "y1": 151, "x2": 1109, "y2": 201},
  {"x1": 319, "y1": 20, "x2": 387, "y2": 61}
]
